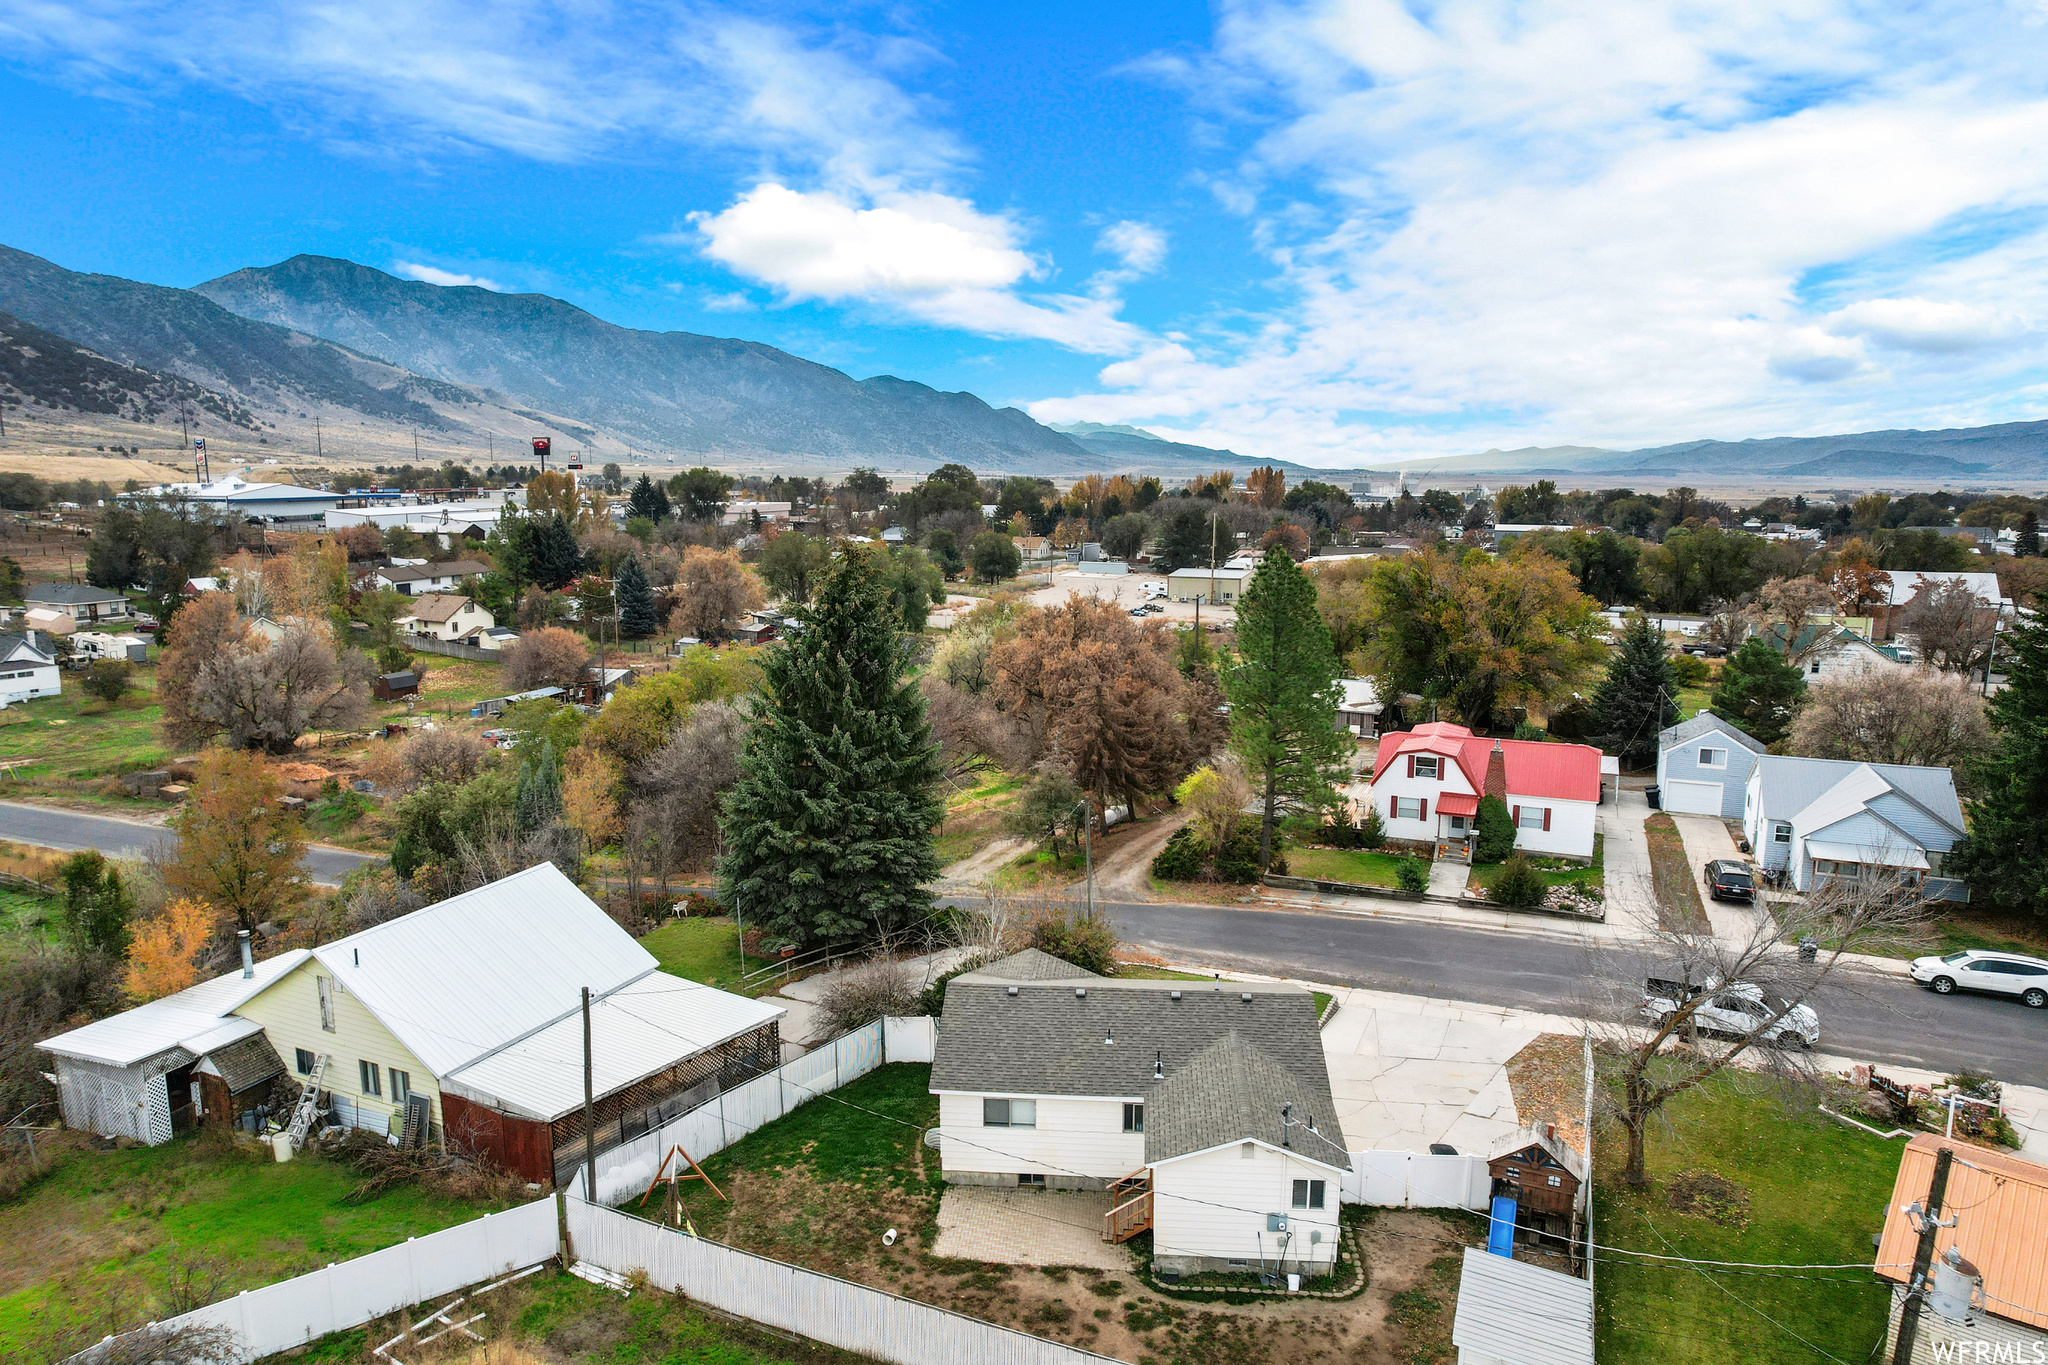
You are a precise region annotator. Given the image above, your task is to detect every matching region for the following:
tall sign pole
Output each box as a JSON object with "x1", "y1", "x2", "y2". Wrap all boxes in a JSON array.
[{"x1": 532, "y1": 436, "x2": 551, "y2": 477}]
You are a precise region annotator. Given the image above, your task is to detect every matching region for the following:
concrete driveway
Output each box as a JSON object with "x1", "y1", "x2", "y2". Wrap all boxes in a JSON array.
[
  {"x1": 1597, "y1": 788, "x2": 1660, "y2": 936},
  {"x1": 1668, "y1": 812, "x2": 1774, "y2": 946}
]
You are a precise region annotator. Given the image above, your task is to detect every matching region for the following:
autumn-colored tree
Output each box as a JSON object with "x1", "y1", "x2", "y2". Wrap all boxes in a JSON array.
[
  {"x1": 561, "y1": 749, "x2": 623, "y2": 849},
  {"x1": 504, "y1": 625, "x2": 591, "y2": 690},
  {"x1": 525, "y1": 469, "x2": 580, "y2": 522},
  {"x1": 1825, "y1": 541, "x2": 1893, "y2": 616},
  {"x1": 1062, "y1": 474, "x2": 1107, "y2": 519},
  {"x1": 1245, "y1": 465, "x2": 1287, "y2": 510},
  {"x1": 123, "y1": 897, "x2": 223, "y2": 1003},
  {"x1": 333, "y1": 522, "x2": 385, "y2": 561},
  {"x1": 1787, "y1": 668, "x2": 1994, "y2": 770},
  {"x1": 1050, "y1": 517, "x2": 1089, "y2": 550},
  {"x1": 1745, "y1": 575, "x2": 1838, "y2": 664},
  {"x1": 672, "y1": 545, "x2": 765, "y2": 641},
  {"x1": 1260, "y1": 521, "x2": 1310, "y2": 560},
  {"x1": 157, "y1": 592, "x2": 252, "y2": 744},
  {"x1": 1310, "y1": 559, "x2": 1375, "y2": 663},
  {"x1": 991, "y1": 595, "x2": 1202, "y2": 811},
  {"x1": 167, "y1": 750, "x2": 310, "y2": 933}
]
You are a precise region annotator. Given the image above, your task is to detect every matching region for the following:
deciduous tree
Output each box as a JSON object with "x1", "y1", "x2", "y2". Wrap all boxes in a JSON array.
[
  {"x1": 183, "y1": 628, "x2": 373, "y2": 754},
  {"x1": 156, "y1": 592, "x2": 250, "y2": 741},
  {"x1": 718, "y1": 546, "x2": 944, "y2": 947},
  {"x1": 1225, "y1": 546, "x2": 1348, "y2": 868},
  {"x1": 504, "y1": 625, "x2": 590, "y2": 690},
  {"x1": 167, "y1": 750, "x2": 309, "y2": 932},
  {"x1": 671, "y1": 545, "x2": 764, "y2": 640},
  {"x1": 123, "y1": 897, "x2": 222, "y2": 1003},
  {"x1": 1899, "y1": 577, "x2": 1996, "y2": 674},
  {"x1": 1787, "y1": 668, "x2": 1994, "y2": 771},
  {"x1": 1245, "y1": 465, "x2": 1286, "y2": 510},
  {"x1": 759, "y1": 530, "x2": 830, "y2": 604},
  {"x1": 969, "y1": 531, "x2": 1021, "y2": 584}
]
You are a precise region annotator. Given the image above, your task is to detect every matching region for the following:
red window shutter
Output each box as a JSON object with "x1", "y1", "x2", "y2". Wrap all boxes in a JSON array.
[
  {"x1": 1419, "y1": 799, "x2": 1428, "y2": 822},
  {"x1": 1407, "y1": 754, "x2": 1416, "y2": 779},
  {"x1": 1542, "y1": 807, "x2": 1551, "y2": 831},
  {"x1": 1511, "y1": 805, "x2": 1520, "y2": 827}
]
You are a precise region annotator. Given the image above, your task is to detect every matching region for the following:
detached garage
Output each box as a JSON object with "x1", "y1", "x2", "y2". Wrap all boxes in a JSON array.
[{"x1": 1654, "y1": 713, "x2": 1763, "y2": 820}]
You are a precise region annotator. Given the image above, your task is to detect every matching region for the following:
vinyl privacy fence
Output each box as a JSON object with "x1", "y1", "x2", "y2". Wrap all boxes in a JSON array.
[
  {"x1": 566, "y1": 1198, "x2": 1119, "y2": 1365},
  {"x1": 1341, "y1": 1150, "x2": 1490, "y2": 1211}
]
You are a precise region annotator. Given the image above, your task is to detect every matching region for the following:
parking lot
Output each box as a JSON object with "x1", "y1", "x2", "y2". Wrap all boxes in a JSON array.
[{"x1": 1018, "y1": 566, "x2": 1237, "y2": 627}]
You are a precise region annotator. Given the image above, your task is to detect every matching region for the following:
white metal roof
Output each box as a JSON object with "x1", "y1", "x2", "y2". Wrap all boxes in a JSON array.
[
  {"x1": 1804, "y1": 837, "x2": 1930, "y2": 870},
  {"x1": 1451, "y1": 1247, "x2": 1594, "y2": 1365},
  {"x1": 298, "y1": 863, "x2": 657, "y2": 1079},
  {"x1": 1337, "y1": 678, "x2": 1381, "y2": 713},
  {"x1": 1166, "y1": 566, "x2": 1249, "y2": 579},
  {"x1": 39, "y1": 950, "x2": 311, "y2": 1068},
  {"x1": 442, "y1": 971, "x2": 786, "y2": 1121}
]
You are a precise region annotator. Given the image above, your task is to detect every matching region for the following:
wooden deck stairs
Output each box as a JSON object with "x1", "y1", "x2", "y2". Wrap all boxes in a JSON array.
[{"x1": 1103, "y1": 1168, "x2": 1154, "y2": 1243}]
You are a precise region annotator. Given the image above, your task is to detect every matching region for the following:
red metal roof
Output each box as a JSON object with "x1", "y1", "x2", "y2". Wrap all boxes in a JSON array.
[
  {"x1": 1435, "y1": 792, "x2": 1479, "y2": 817},
  {"x1": 1875, "y1": 1134, "x2": 2048, "y2": 1330},
  {"x1": 1371, "y1": 725, "x2": 1601, "y2": 803}
]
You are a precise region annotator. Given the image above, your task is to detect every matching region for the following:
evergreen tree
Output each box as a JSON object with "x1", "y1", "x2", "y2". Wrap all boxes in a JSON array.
[
  {"x1": 1224, "y1": 546, "x2": 1348, "y2": 869},
  {"x1": 717, "y1": 546, "x2": 944, "y2": 947},
  {"x1": 615, "y1": 555, "x2": 657, "y2": 636},
  {"x1": 1708, "y1": 638, "x2": 1806, "y2": 746},
  {"x1": 924, "y1": 527, "x2": 964, "y2": 579},
  {"x1": 515, "y1": 740, "x2": 563, "y2": 833},
  {"x1": 1951, "y1": 608, "x2": 2048, "y2": 915},
  {"x1": 1357, "y1": 800, "x2": 1386, "y2": 849},
  {"x1": 1590, "y1": 613, "x2": 1680, "y2": 767},
  {"x1": 628, "y1": 475, "x2": 672, "y2": 524},
  {"x1": 529, "y1": 514, "x2": 584, "y2": 590},
  {"x1": 59, "y1": 850, "x2": 132, "y2": 955},
  {"x1": 1473, "y1": 796, "x2": 1517, "y2": 864},
  {"x1": 2019, "y1": 509, "x2": 2041, "y2": 558}
]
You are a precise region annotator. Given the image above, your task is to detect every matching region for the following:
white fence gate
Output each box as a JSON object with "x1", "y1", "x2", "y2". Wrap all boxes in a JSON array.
[
  {"x1": 567, "y1": 1199, "x2": 1115, "y2": 1365},
  {"x1": 1342, "y1": 1151, "x2": 1490, "y2": 1211}
]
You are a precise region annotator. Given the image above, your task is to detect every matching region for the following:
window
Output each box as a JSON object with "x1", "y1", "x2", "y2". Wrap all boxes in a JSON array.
[
  {"x1": 1291, "y1": 1179, "x2": 1327, "y2": 1209},
  {"x1": 983, "y1": 1098, "x2": 1036, "y2": 1128},
  {"x1": 1391, "y1": 796, "x2": 1425, "y2": 821},
  {"x1": 317, "y1": 975, "x2": 336, "y2": 1032},
  {"x1": 1696, "y1": 747, "x2": 1726, "y2": 769},
  {"x1": 295, "y1": 1048, "x2": 316, "y2": 1075},
  {"x1": 1814, "y1": 859, "x2": 1862, "y2": 881},
  {"x1": 390, "y1": 1070, "x2": 411, "y2": 1105},
  {"x1": 1810, "y1": 659, "x2": 1823, "y2": 675},
  {"x1": 1517, "y1": 806, "x2": 1547, "y2": 830},
  {"x1": 1017, "y1": 1173, "x2": 1046, "y2": 1188},
  {"x1": 1772, "y1": 822, "x2": 1792, "y2": 845},
  {"x1": 359, "y1": 1060, "x2": 382, "y2": 1096},
  {"x1": 1123, "y1": 1102, "x2": 1144, "y2": 1133},
  {"x1": 1413, "y1": 755, "x2": 1441, "y2": 780}
]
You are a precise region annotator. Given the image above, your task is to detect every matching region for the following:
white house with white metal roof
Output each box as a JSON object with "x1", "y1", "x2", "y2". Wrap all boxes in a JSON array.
[{"x1": 1451, "y1": 1246, "x2": 1594, "y2": 1365}]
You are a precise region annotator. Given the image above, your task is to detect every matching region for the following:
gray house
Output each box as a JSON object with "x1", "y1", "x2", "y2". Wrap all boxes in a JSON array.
[
  {"x1": 1655, "y1": 712, "x2": 1765, "y2": 818},
  {"x1": 1741, "y1": 756, "x2": 1968, "y2": 901}
]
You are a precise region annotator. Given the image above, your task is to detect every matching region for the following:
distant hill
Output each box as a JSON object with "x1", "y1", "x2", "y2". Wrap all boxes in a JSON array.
[
  {"x1": 0, "y1": 309, "x2": 255, "y2": 429},
  {"x1": 194, "y1": 255, "x2": 1092, "y2": 469},
  {"x1": 1047, "y1": 421, "x2": 1322, "y2": 475},
  {"x1": 1373, "y1": 426, "x2": 2048, "y2": 481}
]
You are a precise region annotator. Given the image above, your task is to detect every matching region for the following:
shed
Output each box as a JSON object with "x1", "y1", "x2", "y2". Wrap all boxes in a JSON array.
[
  {"x1": 373, "y1": 670, "x2": 420, "y2": 700},
  {"x1": 1335, "y1": 678, "x2": 1382, "y2": 735},
  {"x1": 1451, "y1": 1246, "x2": 1594, "y2": 1365},
  {"x1": 1487, "y1": 1126, "x2": 1583, "y2": 1219}
]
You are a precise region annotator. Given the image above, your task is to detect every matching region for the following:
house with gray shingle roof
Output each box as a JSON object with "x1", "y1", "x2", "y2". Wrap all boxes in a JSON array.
[
  {"x1": 23, "y1": 582, "x2": 136, "y2": 624},
  {"x1": 931, "y1": 949, "x2": 1348, "y2": 1277},
  {"x1": 1656, "y1": 712, "x2": 1765, "y2": 819},
  {"x1": 1742, "y1": 755, "x2": 1968, "y2": 901}
]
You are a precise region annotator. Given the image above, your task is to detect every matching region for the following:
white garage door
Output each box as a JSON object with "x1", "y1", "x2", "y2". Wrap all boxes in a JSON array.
[{"x1": 1664, "y1": 779, "x2": 1724, "y2": 815}]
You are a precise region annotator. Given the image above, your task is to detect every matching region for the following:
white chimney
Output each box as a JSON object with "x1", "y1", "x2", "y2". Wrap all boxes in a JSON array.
[{"x1": 238, "y1": 929, "x2": 253, "y2": 979}]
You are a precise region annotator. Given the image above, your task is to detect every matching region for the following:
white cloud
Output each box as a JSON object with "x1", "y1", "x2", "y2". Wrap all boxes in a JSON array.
[
  {"x1": 1768, "y1": 328, "x2": 1866, "y2": 383},
  {"x1": 1825, "y1": 297, "x2": 2025, "y2": 353},
  {"x1": 393, "y1": 260, "x2": 501, "y2": 290},
  {"x1": 700, "y1": 290, "x2": 757, "y2": 311},
  {"x1": 1097, "y1": 221, "x2": 1168, "y2": 276}
]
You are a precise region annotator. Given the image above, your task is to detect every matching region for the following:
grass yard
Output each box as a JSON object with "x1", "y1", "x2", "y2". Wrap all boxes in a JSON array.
[
  {"x1": 378, "y1": 658, "x2": 511, "y2": 719},
  {"x1": 989, "y1": 847, "x2": 1085, "y2": 891},
  {"x1": 1813, "y1": 907, "x2": 2048, "y2": 962},
  {"x1": 1593, "y1": 1072, "x2": 1901, "y2": 1365},
  {"x1": 0, "y1": 1132, "x2": 514, "y2": 1360},
  {"x1": 0, "y1": 667, "x2": 168, "y2": 784},
  {"x1": 1467, "y1": 835, "x2": 1605, "y2": 894},
  {"x1": 642, "y1": 917, "x2": 746, "y2": 989},
  {"x1": 1284, "y1": 846, "x2": 1413, "y2": 888},
  {"x1": 1675, "y1": 686, "x2": 1712, "y2": 720},
  {"x1": 0, "y1": 886, "x2": 58, "y2": 939},
  {"x1": 1644, "y1": 813, "x2": 1712, "y2": 933}
]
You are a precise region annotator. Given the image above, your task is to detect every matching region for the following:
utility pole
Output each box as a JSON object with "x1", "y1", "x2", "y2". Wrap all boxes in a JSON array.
[
  {"x1": 1208, "y1": 509, "x2": 1219, "y2": 610},
  {"x1": 581, "y1": 987, "x2": 598, "y2": 1204},
  {"x1": 314, "y1": 416, "x2": 322, "y2": 460},
  {"x1": 1891, "y1": 1145, "x2": 1956, "y2": 1365}
]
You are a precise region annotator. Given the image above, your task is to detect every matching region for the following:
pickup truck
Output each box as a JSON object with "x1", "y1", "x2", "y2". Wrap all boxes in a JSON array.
[{"x1": 1641, "y1": 977, "x2": 1819, "y2": 1048}]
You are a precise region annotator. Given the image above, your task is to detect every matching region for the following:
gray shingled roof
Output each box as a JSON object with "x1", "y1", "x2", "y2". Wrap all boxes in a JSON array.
[
  {"x1": 1147, "y1": 1031, "x2": 1348, "y2": 1169},
  {"x1": 205, "y1": 1032, "x2": 285, "y2": 1093},
  {"x1": 968, "y1": 948, "x2": 1101, "y2": 983},
  {"x1": 932, "y1": 971, "x2": 1347, "y2": 1169},
  {"x1": 24, "y1": 583, "x2": 128, "y2": 605},
  {"x1": 1658, "y1": 710, "x2": 1764, "y2": 753}
]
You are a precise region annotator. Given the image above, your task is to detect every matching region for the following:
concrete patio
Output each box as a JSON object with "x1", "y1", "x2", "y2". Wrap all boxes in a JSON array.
[
  {"x1": 1320, "y1": 995, "x2": 1546, "y2": 1154},
  {"x1": 932, "y1": 1186, "x2": 1132, "y2": 1270}
]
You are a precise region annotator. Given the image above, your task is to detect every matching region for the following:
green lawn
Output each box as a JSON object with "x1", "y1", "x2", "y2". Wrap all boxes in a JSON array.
[
  {"x1": 1284, "y1": 846, "x2": 1413, "y2": 888},
  {"x1": 1113, "y1": 963, "x2": 1332, "y2": 1019},
  {"x1": 1594, "y1": 1073, "x2": 1901, "y2": 1365},
  {"x1": 0, "y1": 1134, "x2": 512, "y2": 1359},
  {"x1": 1467, "y1": 834, "x2": 1606, "y2": 893},
  {"x1": 0, "y1": 668, "x2": 168, "y2": 782},
  {"x1": 642, "y1": 916, "x2": 746, "y2": 988},
  {"x1": 1676, "y1": 686, "x2": 1711, "y2": 720},
  {"x1": 1801, "y1": 907, "x2": 2048, "y2": 962},
  {"x1": 0, "y1": 887, "x2": 57, "y2": 939}
]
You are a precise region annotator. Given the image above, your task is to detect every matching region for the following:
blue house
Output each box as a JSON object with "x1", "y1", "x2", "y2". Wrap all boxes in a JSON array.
[
  {"x1": 1655, "y1": 712, "x2": 1765, "y2": 818},
  {"x1": 1741, "y1": 756, "x2": 1968, "y2": 902}
]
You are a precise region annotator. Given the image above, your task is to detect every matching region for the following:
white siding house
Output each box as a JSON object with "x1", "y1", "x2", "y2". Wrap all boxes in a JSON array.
[
  {"x1": 396, "y1": 593, "x2": 494, "y2": 643},
  {"x1": 1366, "y1": 723, "x2": 1602, "y2": 860},
  {"x1": 931, "y1": 949, "x2": 1347, "y2": 1277},
  {"x1": 0, "y1": 631, "x2": 62, "y2": 704}
]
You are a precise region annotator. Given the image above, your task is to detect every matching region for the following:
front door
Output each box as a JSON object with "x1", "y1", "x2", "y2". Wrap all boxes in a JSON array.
[{"x1": 165, "y1": 1064, "x2": 197, "y2": 1134}]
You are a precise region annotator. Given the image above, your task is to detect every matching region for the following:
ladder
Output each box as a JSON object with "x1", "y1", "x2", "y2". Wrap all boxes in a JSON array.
[
  {"x1": 399, "y1": 1092, "x2": 431, "y2": 1149},
  {"x1": 286, "y1": 1054, "x2": 329, "y2": 1149}
]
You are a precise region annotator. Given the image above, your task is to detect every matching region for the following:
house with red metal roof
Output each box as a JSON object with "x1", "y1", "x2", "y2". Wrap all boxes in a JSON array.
[{"x1": 1365, "y1": 722, "x2": 1603, "y2": 862}]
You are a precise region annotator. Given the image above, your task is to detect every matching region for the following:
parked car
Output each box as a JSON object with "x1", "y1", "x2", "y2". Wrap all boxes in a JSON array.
[
  {"x1": 1702, "y1": 858, "x2": 1756, "y2": 903},
  {"x1": 1641, "y1": 976, "x2": 1820, "y2": 1047},
  {"x1": 1908, "y1": 950, "x2": 2048, "y2": 1008}
]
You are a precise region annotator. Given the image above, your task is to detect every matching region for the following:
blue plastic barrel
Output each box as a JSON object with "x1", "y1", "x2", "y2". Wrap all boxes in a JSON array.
[{"x1": 1488, "y1": 1194, "x2": 1518, "y2": 1257}]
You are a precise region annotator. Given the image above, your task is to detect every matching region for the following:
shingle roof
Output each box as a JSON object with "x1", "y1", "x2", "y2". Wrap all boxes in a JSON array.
[
  {"x1": 377, "y1": 559, "x2": 489, "y2": 582},
  {"x1": 206, "y1": 1032, "x2": 286, "y2": 1092},
  {"x1": 971, "y1": 948, "x2": 1101, "y2": 982},
  {"x1": 401, "y1": 593, "x2": 476, "y2": 624},
  {"x1": 0, "y1": 632, "x2": 55, "y2": 665},
  {"x1": 24, "y1": 583, "x2": 128, "y2": 605},
  {"x1": 1658, "y1": 710, "x2": 1765, "y2": 753},
  {"x1": 932, "y1": 971, "x2": 1345, "y2": 1167},
  {"x1": 1147, "y1": 1031, "x2": 1348, "y2": 1169}
]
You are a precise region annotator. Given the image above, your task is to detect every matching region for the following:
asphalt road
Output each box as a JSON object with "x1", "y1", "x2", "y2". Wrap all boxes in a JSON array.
[
  {"x1": 1099, "y1": 898, "x2": 2048, "y2": 1087},
  {"x1": 0, "y1": 800, "x2": 380, "y2": 886}
]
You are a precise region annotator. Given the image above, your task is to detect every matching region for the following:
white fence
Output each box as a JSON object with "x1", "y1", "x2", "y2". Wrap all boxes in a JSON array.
[
  {"x1": 1342, "y1": 1151, "x2": 1490, "y2": 1211},
  {"x1": 585, "y1": 1016, "x2": 933, "y2": 1203},
  {"x1": 100, "y1": 1199, "x2": 560, "y2": 1363},
  {"x1": 567, "y1": 1199, "x2": 1115, "y2": 1365}
]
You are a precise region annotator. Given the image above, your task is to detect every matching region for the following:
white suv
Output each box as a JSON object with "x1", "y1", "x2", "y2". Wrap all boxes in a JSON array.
[{"x1": 1909, "y1": 950, "x2": 2048, "y2": 1009}]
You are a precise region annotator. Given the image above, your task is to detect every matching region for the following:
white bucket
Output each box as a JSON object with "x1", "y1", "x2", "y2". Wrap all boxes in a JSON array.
[{"x1": 271, "y1": 1132, "x2": 294, "y2": 1163}]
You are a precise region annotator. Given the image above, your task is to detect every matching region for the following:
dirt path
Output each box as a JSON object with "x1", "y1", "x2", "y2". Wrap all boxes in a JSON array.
[
  {"x1": 1090, "y1": 809, "x2": 1192, "y2": 902},
  {"x1": 938, "y1": 835, "x2": 1032, "y2": 886}
]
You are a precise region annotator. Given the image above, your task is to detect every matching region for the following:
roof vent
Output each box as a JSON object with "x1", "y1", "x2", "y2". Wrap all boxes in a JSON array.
[
  {"x1": 1007, "y1": 985, "x2": 1018, "y2": 996},
  {"x1": 1154, "y1": 1049, "x2": 1164, "y2": 1080},
  {"x1": 1104, "y1": 1029, "x2": 1114, "y2": 1046},
  {"x1": 1240, "y1": 991, "x2": 1253, "y2": 1002},
  {"x1": 1169, "y1": 990, "x2": 1182, "y2": 1001},
  {"x1": 1075, "y1": 987, "x2": 1087, "y2": 999}
]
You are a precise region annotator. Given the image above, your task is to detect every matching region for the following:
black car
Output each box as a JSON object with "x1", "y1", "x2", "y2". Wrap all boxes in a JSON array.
[{"x1": 1703, "y1": 859, "x2": 1755, "y2": 903}]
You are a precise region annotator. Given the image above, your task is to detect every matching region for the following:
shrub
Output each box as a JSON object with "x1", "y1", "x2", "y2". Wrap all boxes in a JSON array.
[
  {"x1": 81, "y1": 659, "x2": 132, "y2": 703},
  {"x1": 816, "y1": 958, "x2": 920, "y2": 1034},
  {"x1": 1668, "y1": 653, "x2": 1712, "y2": 688},
  {"x1": 1321, "y1": 815, "x2": 1358, "y2": 849},
  {"x1": 1546, "y1": 698, "x2": 1592, "y2": 740},
  {"x1": 1214, "y1": 826, "x2": 1264, "y2": 883},
  {"x1": 1150, "y1": 826, "x2": 1210, "y2": 881},
  {"x1": 1491, "y1": 854, "x2": 1546, "y2": 907},
  {"x1": 1023, "y1": 902, "x2": 1122, "y2": 975},
  {"x1": 1357, "y1": 801, "x2": 1387, "y2": 849},
  {"x1": 918, "y1": 954, "x2": 991, "y2": 1017},
  {"x1": 1473, "y1": 796, "x2": 1517, "y2": 865},
  {"x1": 1395, "y1": 858, "x2": 1428, "y2": 894},
  {"x1": 1512, "y1": 720, "x2": 1547, "y2": 742}
]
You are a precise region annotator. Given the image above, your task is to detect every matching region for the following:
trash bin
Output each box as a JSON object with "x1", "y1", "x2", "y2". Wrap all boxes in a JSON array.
[
  {"x1": 1798, "y1": 937, "x2": 1819, "y2": 964},
  {"x1": 271, "y1": 1132, "x2": 294, "y2": 1163},
  {"x1": 1646, "y1": 786, "x2": 1661, "y2": 810}
]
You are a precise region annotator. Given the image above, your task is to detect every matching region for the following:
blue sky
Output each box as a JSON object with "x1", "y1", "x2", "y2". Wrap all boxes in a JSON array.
[{"x1": 7, "y1": 0, "x2": 2048, "y2": 468}]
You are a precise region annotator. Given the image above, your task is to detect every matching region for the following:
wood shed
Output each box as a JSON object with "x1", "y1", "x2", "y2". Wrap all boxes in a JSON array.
[
  {"x1": 1487, "y1": 1126, "x2": 1584, "y2": 1218},
  {"x1": 373, "y1": 670, "x2": 420, "y2": 700}
]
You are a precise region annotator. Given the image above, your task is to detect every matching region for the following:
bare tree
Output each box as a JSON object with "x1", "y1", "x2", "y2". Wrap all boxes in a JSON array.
[
  {"x1": 670, "y1": 545, "x2": 765, "y2": 641},
  {"x1": 1899, "y1": 578, "x2": 1997, "y2": 674},
  {"x1": 187, "y1": 628, "x2": 373, "y2": 754},
  {"x1": 1786, "y1": 668, "x2": 1995, "y2": 770},
  {"x1": 634, "y1": 700, "x2": 748, "y2": 897},
  {"x1": 1743, "y1": 576, "x2": 1836, "y2": 663},
  {"x1": 920, "y1": 675, "x2": 1029, "y2": 780},
  {"x1": 503, "y1": 625, "x2": 590, "y2": 690},
  {"x1": 1587, "y1": 868, "x2": 1932, "y2": 1186},
  {"x1": 399, "y1": 728, "x2": 488, "y2": 789}
]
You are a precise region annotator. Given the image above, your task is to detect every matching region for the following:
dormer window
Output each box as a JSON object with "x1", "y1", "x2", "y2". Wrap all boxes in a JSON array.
[{"x1": 1412, "y1": 755, "x2": 1441, "y2": 780}]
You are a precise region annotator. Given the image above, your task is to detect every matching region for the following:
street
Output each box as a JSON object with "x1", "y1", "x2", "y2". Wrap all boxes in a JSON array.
[
  {"x1": 0, "y1": 800, "x2": 380, "y2": 886},
  {"x1": 1100, "y1": 898, "x2": 2048, "y2": 1088}
]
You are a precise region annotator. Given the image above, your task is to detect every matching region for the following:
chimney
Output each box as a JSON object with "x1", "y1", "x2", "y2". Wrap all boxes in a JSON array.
[
  {"x1": 238, "y1": 929, "x2": 253, "y2": 979},
  {"x1": 1484, "y1": 740, "x2": 1508, "y2": 801}
]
